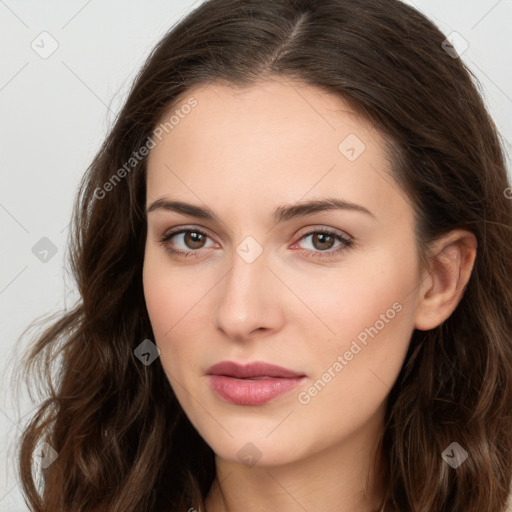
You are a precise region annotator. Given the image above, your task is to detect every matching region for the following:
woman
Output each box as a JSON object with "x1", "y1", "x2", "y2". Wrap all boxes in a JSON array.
[{"x1": 17, "y1": 0, "x2": 512, "y2": 510}]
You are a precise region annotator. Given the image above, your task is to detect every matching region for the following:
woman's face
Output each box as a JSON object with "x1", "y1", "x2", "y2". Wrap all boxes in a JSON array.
[{"x1": 143, "y1": 79, "x2": 424, "y2": 467}]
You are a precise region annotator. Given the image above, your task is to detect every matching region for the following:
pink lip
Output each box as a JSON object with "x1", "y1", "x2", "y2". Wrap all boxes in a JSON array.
[{"x1": 206, "y1": 361, "x2": 306, "y2": 405}]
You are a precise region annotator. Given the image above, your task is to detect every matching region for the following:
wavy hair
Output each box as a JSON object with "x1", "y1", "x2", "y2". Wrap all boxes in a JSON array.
[{"x1": 16, "y1": 0, "x2": 512, "y2": 510}]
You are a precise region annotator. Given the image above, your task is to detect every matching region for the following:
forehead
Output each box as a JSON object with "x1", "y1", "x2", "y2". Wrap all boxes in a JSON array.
[{"x1": 146, "y1": 79, "x2": 411, "y2": 224}]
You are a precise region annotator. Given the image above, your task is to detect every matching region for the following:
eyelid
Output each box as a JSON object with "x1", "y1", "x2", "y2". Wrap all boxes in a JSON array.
[
  {"x1": 160, "y1": 224, "x2": 215, "y2": 237},
  {"x1": 295, "y1": 225, "x2": 353, "y2": 242}
]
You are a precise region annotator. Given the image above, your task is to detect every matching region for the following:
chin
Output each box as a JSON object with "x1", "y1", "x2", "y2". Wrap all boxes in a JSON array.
[{"x1": 210, "y1": 438, "x2": 301, "y2": 468}]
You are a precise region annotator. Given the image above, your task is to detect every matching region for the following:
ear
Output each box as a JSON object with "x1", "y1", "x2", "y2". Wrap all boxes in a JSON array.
[{"x1": 414, "y1": 229, "x2": 477, "y2": 331}]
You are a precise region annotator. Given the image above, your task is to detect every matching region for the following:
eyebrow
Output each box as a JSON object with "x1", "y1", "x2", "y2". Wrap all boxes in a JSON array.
[{"x1": 147, "y1": 197, "x2": 375, "y2": 223}]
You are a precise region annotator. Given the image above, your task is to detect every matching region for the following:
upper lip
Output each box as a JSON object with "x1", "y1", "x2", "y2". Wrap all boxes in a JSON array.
[{"x1": 206, "y1": 361, "x2": 305, "y2": 379}]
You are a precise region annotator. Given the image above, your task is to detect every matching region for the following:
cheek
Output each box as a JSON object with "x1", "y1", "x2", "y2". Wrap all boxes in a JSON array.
[
  {"x1": 142, "y1": 245, "x2": 208, "y2": 337},
  {"x1": 142, "y1": 242, "x2": 235, "y2": 412},
  {"x1": 290, "y1": 241, "x2": 419, "y2": 345},
  {"x1": 295, "y1": 308, "x2": 412, "y2": 457},
  {"x1": 293, "y1": 244, "x2": 419, "y2": 398},
  {"x1": 142, "y1": 247, "x2": 205, "y2": 377}
]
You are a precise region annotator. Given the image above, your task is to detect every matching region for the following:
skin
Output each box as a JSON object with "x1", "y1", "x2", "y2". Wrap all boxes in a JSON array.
[{"x1": 142, "y1": 78, "x2": 477, "y2": 512}]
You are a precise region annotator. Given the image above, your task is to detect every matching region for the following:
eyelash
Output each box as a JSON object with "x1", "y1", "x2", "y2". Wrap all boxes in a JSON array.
[{"x1": 158, "y1": 227, "x2": 353, "y2": 260}]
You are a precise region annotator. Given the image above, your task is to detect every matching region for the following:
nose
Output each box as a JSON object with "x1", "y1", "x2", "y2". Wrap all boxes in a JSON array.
[{"x1": 213, "y1": 246, "x2": 285, "y2": 342}]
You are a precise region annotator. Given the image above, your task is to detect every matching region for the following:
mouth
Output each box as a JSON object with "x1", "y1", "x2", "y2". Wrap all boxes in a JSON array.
[{"x1": 206, "y1": 361, "x2": 306, "y2": 405}]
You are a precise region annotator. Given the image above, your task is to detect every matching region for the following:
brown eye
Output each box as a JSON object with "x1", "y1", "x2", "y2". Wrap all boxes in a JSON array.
[
  {"x1": 311, "y1": 233, "x2": 336, "y2": 251},
  {"x1": 294, "y1": 229, "x2": 352, "y2": 258},
  {"x1": 183, "y1": 231, "x2": 206, "y2": 249},
  {"x1": 159, "y1": 228, "x2": 215, "y2": 256}
]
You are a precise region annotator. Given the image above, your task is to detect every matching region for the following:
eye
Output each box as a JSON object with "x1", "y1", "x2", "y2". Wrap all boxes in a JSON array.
[
  {"x1": 158, "y1": 226, "x2": 353, "y2": 259},
  {"x1": 159, "y1": 228, "x2": 217, "y2": 257},
  {"x1": 293, "y1": 228, "x2": 353, "y2": 258}
]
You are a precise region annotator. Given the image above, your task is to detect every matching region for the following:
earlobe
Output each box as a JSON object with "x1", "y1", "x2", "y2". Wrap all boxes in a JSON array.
[{"x1": 414, "y1": 230, "x2": 477, "y2": 331}]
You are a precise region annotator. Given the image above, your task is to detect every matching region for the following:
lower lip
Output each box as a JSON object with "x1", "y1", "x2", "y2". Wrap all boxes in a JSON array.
[{"x1": 208, "y1": 375, "x2": 305, "y2": 405}]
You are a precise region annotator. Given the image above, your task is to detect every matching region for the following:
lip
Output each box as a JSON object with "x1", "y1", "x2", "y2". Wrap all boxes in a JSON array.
[{"x1": 206, "y1": 361, "x2": 306, "y2": 405}]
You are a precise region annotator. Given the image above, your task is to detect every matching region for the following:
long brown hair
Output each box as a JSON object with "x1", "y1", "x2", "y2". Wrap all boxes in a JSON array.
[{"x1": 16, "y1": 0, "x2": 512, "y2": 510}]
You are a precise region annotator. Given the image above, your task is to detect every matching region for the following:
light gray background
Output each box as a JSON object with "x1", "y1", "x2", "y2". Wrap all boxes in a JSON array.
[{"x1": 1, "y1": 0, "x2": 511, "y2": 509}]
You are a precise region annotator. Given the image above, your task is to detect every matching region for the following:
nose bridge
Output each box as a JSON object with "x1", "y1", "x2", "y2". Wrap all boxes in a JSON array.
[{"x1": 214, "y1": 239, "x2": 279, "y2": 338}]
